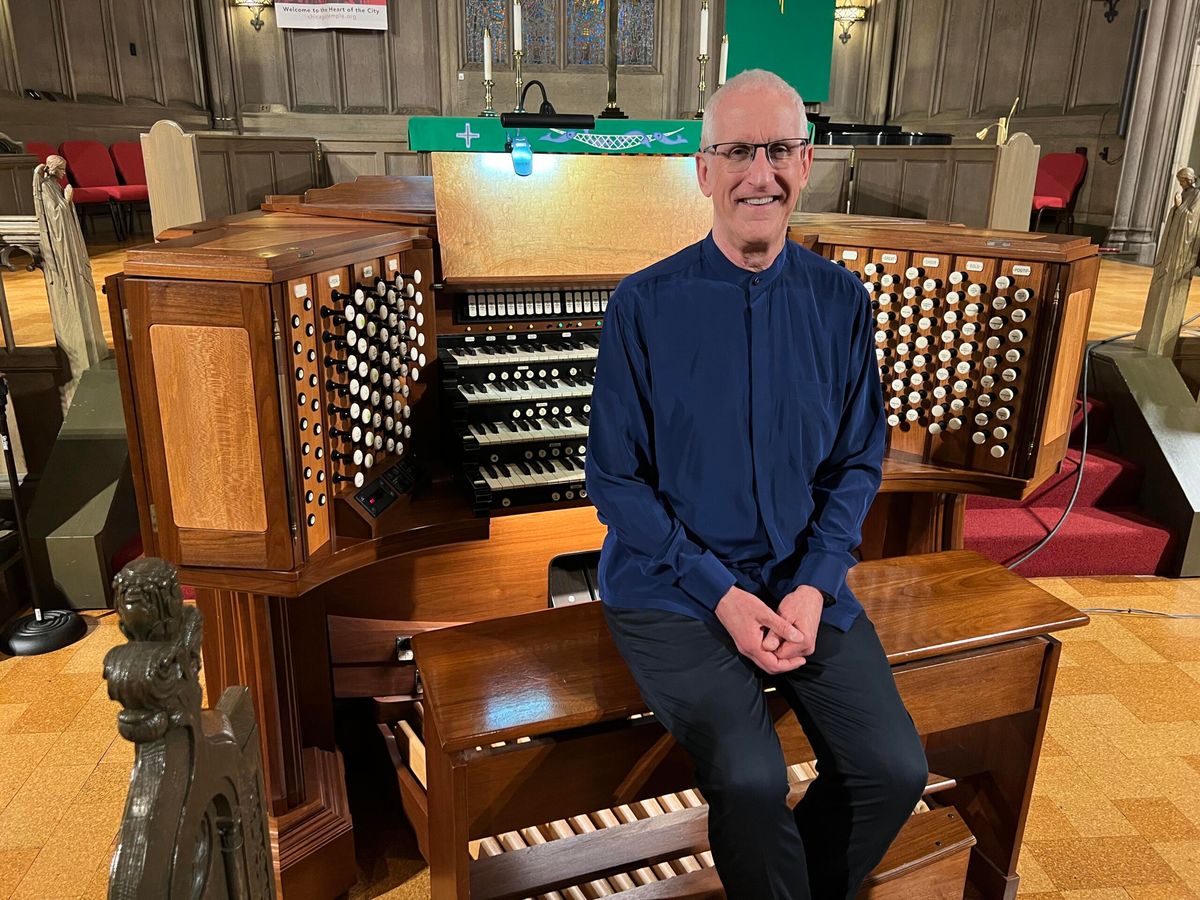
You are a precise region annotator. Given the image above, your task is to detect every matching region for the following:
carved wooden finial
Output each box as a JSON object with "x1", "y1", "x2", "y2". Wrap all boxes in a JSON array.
[{"x1": 104, "y1": 558, "x2": 275, "y2": 899}]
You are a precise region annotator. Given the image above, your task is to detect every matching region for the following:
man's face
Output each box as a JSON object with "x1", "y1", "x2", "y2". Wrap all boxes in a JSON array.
[{"x1": 695, "y1": 88, "x2": 812, "y2": 253}]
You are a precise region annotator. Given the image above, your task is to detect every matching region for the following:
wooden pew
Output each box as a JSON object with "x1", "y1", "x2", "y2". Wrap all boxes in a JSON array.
[{"x1": 411, "y1": 550, "x2": 1088, "y2": 899}]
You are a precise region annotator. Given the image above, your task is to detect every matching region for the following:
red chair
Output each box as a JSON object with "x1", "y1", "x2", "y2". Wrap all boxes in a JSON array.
[
  {"x1": 110, "y1": 141, "x2": 149, "y2": 235},
  {"x1": 59, "y1": 139, "x2": 128, "y2": 240},
  {"x1": 23, "y1": 141, "x2": 67, "y2": 188},
  {"x1": 1031, "y1": 152, "x2": 1088, "y2": 234}
]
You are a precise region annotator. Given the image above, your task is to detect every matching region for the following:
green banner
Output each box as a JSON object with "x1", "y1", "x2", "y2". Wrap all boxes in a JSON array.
[
  {"x1": 408, "y1": 116, "x2": 702, "y2": 155},
  {"x1": 725, "y1": 0, "x2": 834, "y2": 103}
]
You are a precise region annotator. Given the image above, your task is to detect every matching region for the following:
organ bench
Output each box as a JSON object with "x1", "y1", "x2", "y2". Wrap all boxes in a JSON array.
[{"x1": 409, "y1": 551, "x2": 1087, "y2": 899}]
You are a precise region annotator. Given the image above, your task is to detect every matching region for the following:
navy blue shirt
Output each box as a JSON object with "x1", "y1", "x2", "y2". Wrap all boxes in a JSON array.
[{"x1": 584, "y1": 234, "x2": 885, "y2": 632}]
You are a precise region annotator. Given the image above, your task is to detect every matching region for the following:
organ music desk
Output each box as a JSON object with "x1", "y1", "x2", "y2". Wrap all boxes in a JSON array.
[{"x1": 105, "y1": 156, "x2": 1098, "y2": 899}]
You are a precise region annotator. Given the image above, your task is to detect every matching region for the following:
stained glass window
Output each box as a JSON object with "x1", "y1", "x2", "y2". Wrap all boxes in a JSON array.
[
  {"x1": 464, "y1": 0, "x2": 656, "y2": 69},
  {"x1": 522, "y1": 0, "x2": 558, "y2": 65},
  {"x1": 465, "y1": 0, "x2": 508, "y2": 65},
  {"x1": 567, "y1": 0, "x2": 605, "y2": 66},
  {"x1": 617, "y1": 0, "x2": 654, "y2": 66}
]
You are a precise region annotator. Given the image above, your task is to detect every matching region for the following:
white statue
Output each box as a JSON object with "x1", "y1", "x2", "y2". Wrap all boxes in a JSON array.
[
  {"x1": 1136, "y1": 167, "x2": 1200, "y2": 357},
  {"x1": 32, "y1": 154, "x2": 111, "y2": 411}
]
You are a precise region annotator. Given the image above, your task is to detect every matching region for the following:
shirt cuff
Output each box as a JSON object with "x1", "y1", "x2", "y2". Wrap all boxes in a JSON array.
[
  {"x1": 788, "y1": 550, "x2": 851, "y2": 605},
  {"x1": 678, "y1": 550, "x2": 738, "y2": 610}
]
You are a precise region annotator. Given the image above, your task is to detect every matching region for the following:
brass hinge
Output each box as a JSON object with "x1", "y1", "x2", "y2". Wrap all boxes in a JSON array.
[
  {"x1": 148, "y1": 503, "x2": 158, "y2": 533},
  {"x1": 122, "y1": 308, "x2": 132, "y2": 341}
]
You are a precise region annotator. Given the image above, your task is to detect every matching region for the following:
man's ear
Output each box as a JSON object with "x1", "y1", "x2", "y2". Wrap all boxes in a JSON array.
[
  {"x1": 696, "y1": 153, "x2": 714, "y2": 198},
  {"x1": 795, "y1": 143, "x2": 814, "y2": 192}
]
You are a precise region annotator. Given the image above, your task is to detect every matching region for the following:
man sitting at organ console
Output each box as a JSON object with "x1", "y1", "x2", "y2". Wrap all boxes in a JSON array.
[{"x1": 584, "y1": 69, "x2": 929, "y2": 899}]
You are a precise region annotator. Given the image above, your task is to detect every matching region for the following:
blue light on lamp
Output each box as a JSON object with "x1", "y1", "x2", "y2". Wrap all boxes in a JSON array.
[{"x1": 511, "y1": 135, "x2": 533, "y2": 176}]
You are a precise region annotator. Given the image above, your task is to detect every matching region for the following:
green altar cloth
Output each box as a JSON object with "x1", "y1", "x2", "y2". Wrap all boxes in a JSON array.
[{"x1": 408, "y1": 116, "x2": 702, "y2": 155}]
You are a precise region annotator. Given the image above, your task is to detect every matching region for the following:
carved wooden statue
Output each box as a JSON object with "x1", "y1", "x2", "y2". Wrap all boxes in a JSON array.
[
  {"x1": 104, "y1": 558, "x2": 275, "y2": 900},
  {"x1": 1136, "y1": 166, "x2": 1200, "y2": 356},
  {"x1": 32, "y1": 154, "x2": 110, "y2": 412}
]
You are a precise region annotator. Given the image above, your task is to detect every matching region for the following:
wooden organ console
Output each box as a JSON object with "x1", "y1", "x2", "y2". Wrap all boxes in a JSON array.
[{"x1": 106, "y1": 154, "x2": 1097, "y2": 900}]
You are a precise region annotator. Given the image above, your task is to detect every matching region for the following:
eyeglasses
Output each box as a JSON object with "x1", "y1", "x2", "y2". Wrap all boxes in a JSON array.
[{"x1": 701, "y1": 139, "x2": 810, "y2": 171}]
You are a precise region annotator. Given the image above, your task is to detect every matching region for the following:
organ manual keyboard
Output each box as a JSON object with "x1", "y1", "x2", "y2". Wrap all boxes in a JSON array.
[
  {"x1": 437, "y1": 289, "x2": 605, "y2": 512},
  {"x1": 107, "y1": 159, "x2": 1098, "y2": 900}
]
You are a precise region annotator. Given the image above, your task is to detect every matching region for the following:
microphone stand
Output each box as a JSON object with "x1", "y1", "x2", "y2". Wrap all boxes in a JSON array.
[{"x1": 0, "y1": 375, "x2": 86, "y2": 655}]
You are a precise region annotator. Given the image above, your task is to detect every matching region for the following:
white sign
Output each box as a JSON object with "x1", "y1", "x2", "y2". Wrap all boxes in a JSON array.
[{"x1": 277, "y1": 0, "x2": 388, "y2": 31}]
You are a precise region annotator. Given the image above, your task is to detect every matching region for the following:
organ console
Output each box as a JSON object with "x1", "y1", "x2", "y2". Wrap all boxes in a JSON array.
[{"x1": 106, "y1": 155, "x2": 1097, "y2": 899}]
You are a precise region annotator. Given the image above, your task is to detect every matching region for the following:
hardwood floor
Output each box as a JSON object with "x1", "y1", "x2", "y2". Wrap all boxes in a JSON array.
[
  {"x1": 1, "y1": 578, "x2": 1198, "y2": 898},
  {"x1": 1, "y1": 240, "x2": 1198, "y2": 897}
]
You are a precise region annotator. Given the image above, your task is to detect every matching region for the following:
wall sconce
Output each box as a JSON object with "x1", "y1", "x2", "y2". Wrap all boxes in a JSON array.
[
  {"x1": 1094, "y1": 0, "x2": 1119, "y2": 22},
  {"x1": 234, "y1": 0, "x2": 273, "y2": 31},
  {"x1": 833, "y1": 1, "x2": 867, "y2": 44}
]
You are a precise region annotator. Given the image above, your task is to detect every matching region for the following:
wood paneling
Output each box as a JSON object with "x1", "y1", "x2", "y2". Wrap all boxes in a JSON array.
[
  {"x1": 150, "y1": 324, "x2": 268, "y2": 533},
  {"x1": 123, "y1": 277, "x2": 294, "y2": 571},
  {"x1": 1, "y1": 0, "x2": 205, "y2": 147},
  {"x1": 341, "y1": 31, "x2": 390, "y2": 112},
  {"x1": 828, "y1": 0, "x2": 1141, "y2": 227},
  {"x1": 0, "y1": 0, "x2": 19, "y2": 93},
  {"x1": 65, "y1": 0, "x2": 118, "y2": 101},
  {"x1": 934, "y1": 0, "x2": 987, "y2": 118},
  {"x1": 159, "y1": 0, "x2": 206, "y2": 107},
  {"x1": 190, "y1": 136, "x2": 321, "y2": 224},
  {"x1": 1023, "y1": 0, "x2": 1077, "y2": 114},
  {"x1": 8, "y1": 0, "x2": 68, "y2": 96},
  {"x1": 893, "y1": 0, "x2": 945, "y2": 120},
  {"x1": 392, "y1": 0, "x2": 440, "y2": 112},
  {"x1": 198, "y1": 151, "x2": 235, "y2": 220},
  {"x1": 321, "y1": 143, "x2": 427, "y2": 183},
  {"x1": 288, "y1": 30, "x2": 340, "y2": 112},
  {"x1": 111, "y1": 0, "x2": 157, "y2": 104},
  {"x1": 1071, "y1": 1, "x2": 1138, "y2": 111},
  {"x1": 947, "y1": 160, "x2": 995, "y2": 226},
  {"x1": 976, "y1": 0, "x2": 1034, "y2": 118},
  {"x1": 237, "y1": 0, "x2": 442, "y2": 119},
  {"x1": 801, "y1": 148, "x2": 852, "y2": 214},
  {"x1": 0, "y1": 153, "x2": 37, "y2": 216}
]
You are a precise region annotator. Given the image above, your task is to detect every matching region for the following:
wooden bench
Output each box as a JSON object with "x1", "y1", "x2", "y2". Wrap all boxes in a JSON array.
[{"x1": 410, "y1": 550, "x2": 1088, "y2": 899}]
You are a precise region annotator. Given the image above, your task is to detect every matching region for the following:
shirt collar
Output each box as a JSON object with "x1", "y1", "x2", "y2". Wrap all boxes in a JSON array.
[{"x1": 701, "y1": 232, "x2": 789, "y2": 290}]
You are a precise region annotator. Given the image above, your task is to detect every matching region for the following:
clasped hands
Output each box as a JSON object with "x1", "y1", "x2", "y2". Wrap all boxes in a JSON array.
[{"x1": 714, "y1": 583, "x2": 824, "y2": 674}]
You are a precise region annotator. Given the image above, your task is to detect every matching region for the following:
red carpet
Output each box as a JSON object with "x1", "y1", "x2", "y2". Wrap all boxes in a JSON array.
[{"x1": 964, "y1": 396, "x2": 1175, "y2": 577}]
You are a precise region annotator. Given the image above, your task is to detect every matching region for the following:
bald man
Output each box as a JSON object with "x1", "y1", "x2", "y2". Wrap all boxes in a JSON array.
[{"x1": 585, "y1": 69, "x2": 928, "y2": 899}]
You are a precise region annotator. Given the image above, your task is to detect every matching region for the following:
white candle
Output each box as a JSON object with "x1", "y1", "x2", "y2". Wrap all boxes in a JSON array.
[
  {"x1": 513, "y1": 0, "x2": 523, "y2": 53},
  {"x1": 719, "y1": 33, "x2": 728, "y2": 85},
  {"x1": 699, "y1": 2, "x2": 709, "y2": 55},
  {"x1": 483, "y1": 28, "x2": 493, "y2": 81}
]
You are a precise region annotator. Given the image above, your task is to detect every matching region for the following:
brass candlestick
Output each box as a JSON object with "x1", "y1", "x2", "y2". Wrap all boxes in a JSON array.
[
  {"x1": 598, "y1": 0, "x2": 627, "y2": 119},
  {"x1": 481, "y1": 78, "x2": 497, "y2": 117},
  {"x1": 513, "y1": 49, "x2": 525, "y2": 112},
  {"x1": 694, "y1": 53, "x2": 709, "y2": 119}
]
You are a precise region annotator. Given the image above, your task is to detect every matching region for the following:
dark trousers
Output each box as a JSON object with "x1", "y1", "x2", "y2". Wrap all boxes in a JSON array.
[{"x1": 603, "y1": 605, "x2": 928, "y2": 900}]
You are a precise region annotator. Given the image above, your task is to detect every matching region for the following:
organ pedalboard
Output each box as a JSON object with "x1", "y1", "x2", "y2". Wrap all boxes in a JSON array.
[{"x1": 437, "y1": 283, "x2": 610, "y2": 514}]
